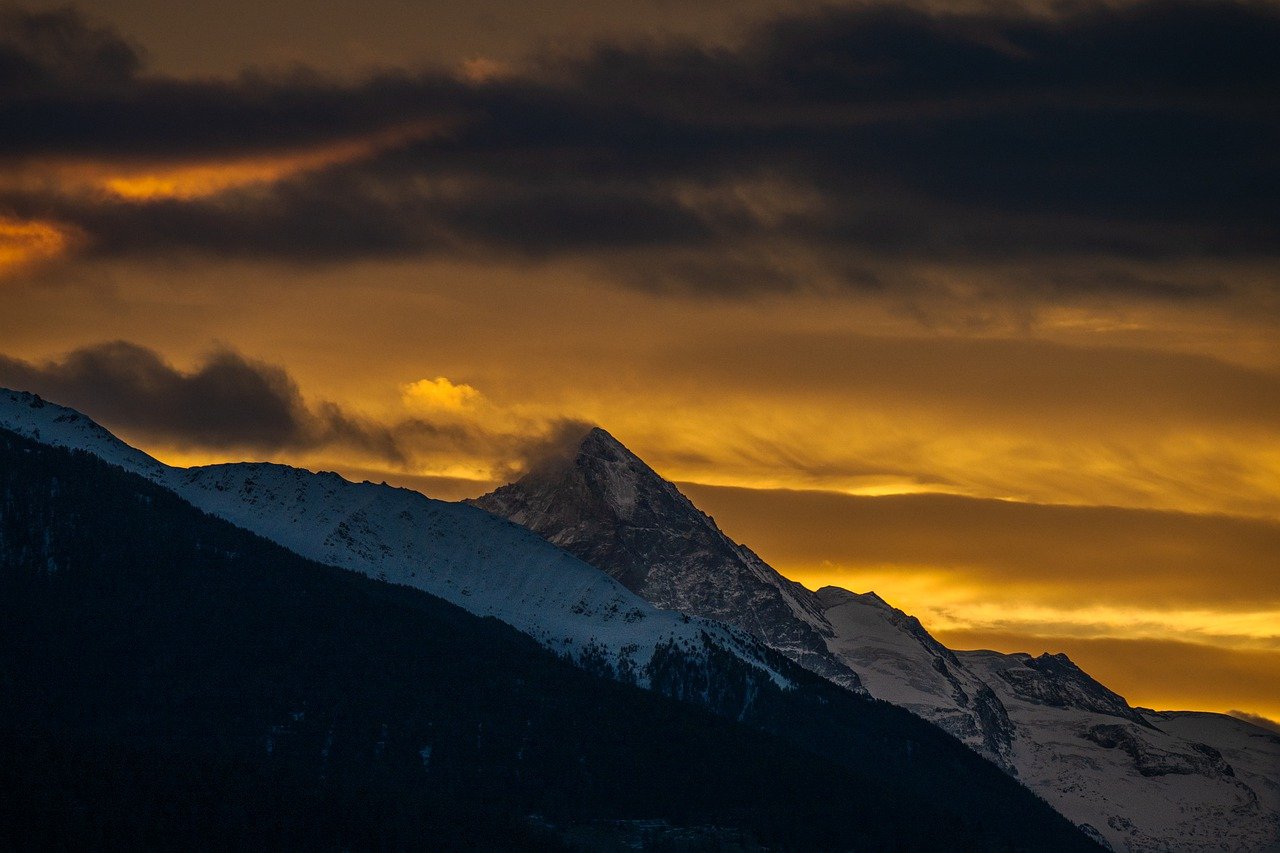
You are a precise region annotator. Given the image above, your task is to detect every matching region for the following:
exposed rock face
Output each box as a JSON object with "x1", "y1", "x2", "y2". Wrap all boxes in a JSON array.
[
  {"x1": 1002, "y1": 653, "x2": 1153, "y2": 726},
  {"x1": 475, "y1": 427, "x2": 866, "y2": 692},
  {"x1": 1082, "y1": 725, "x2": 1233, "y2": 778}
]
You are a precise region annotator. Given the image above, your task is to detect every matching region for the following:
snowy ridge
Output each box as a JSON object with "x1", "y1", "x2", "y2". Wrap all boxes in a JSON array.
[
  {"x1": 477, "y1": 425, "x2": 1280, "y2": 853},
  {"x1": 961, "y1": 651, "x2": 1280, "y2": 852},
  {"x1": 167, "y1": 461, "x2": 789, "y2": 690},
  {"x1": 821, "y1": 588, "x2": 1280, "y2": 851},
  {"x1": 817, "y1": 587, "x2": 1017, "y2": 767},
  {"x1": 0, "y1": 390, "x2": 167, "y2": 479},
  {"x1": 0, "y1": 389, "x2": 791, "y2": 695}
]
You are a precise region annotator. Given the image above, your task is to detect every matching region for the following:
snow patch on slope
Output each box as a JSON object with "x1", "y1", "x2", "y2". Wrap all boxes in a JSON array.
[{"x1": 815, "y1": 583, "x2": 1279, "y2": 851}]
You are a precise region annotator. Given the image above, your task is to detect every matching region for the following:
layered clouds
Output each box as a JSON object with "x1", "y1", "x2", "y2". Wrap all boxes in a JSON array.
[
  {"x1": 2, "y1": 1, "x2": 1278, "y2": 720},
  {"x1": 2, "y1": 1, "x2": 1279, "y2": 306}
]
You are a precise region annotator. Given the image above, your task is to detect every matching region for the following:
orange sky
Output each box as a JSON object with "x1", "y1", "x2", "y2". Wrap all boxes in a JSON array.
[{"x1": 2, "y1": 0, "x2": 1277, "y2": 722}]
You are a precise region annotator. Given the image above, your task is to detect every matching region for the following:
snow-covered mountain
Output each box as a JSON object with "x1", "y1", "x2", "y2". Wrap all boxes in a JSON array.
[
  {"x1": 0, "y1": 390, "x2": 792, "y2": 701},
  {"x1": 0, "y1": 416, "x2": 1110, "y2": 852},
  {"x1": 6, "y1": 390, "x2": 1275, "y2": 850},
  {"x1": 475, "y1": 426, "x2": 1280, "y2": 853}
]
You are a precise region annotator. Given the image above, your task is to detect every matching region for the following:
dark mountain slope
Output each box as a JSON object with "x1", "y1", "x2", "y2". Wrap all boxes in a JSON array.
[{"x1": 0, "y1": 429, "x2": 1098, "y2": 851}]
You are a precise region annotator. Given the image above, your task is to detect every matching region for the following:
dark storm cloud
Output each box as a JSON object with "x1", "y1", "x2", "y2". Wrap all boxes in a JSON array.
[
  {"x1": 0, "y1": 4, "x2": 140, "y2": 96},
  {"x1": 0, "y1": 341, "x2": 406, "y2": 457},
  {"x1": 0, "y1": 341, "x2": 595, "y2": 472},
  {"x1": 4, "y1": 1, "x2": 1280, "y2": 292},
  {"x1": 547, "y1": 0, "x2": 1280, "y2": 263},
  {"x1": 0, "y1": 6, "x2": 470, "y2": 158},
  {"x1": 36, "y1": 169, "x2": 714, "y2": 261}
]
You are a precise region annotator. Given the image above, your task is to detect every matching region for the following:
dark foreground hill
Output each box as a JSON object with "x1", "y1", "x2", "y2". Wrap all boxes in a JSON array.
[{"x1": 0, "y1": 429, "x2": 1096, "y2": 850}]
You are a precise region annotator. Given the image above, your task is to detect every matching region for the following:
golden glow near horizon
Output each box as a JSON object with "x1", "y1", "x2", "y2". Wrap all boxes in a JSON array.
[
  {"x1": 822, "y1": 578, "x2": 1280, "y2": 721},
  {"x1": 785, "y1": 565, "x2": 1280, "y2": 652}
]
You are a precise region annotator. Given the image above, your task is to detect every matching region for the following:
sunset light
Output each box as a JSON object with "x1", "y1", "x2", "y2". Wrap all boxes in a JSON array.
[{"x1": 3, "y1": 1, "x2": 1277, "y2": 848}]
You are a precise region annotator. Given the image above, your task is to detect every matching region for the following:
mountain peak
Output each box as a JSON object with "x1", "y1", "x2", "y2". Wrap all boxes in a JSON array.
[
  {"x1": 514, "y1": 425, "x2": 672, "y2": 522},
  {"x1": 816, "y1": 586, "x2": 890, "y2": 610},
  {"x1": 574, "y1": 426, "x2": 650, "y2": 474},
  {"x1": 581, "y1": 424, "x2": 624, "y2": 448},
  {"x1": 473, "y1": 428, "x2": 867, "y2": 693}
]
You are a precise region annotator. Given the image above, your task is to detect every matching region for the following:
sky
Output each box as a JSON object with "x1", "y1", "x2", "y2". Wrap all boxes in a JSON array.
[{"x1": 1, "y1": 0, "x2": 1277, "y2": 721}]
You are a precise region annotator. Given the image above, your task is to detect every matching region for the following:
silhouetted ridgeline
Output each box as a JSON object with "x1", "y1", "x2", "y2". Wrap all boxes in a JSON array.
[{"x1": 0, "y1": 429, "x2": 1098, "y2": 850}]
